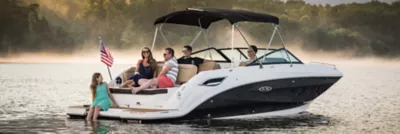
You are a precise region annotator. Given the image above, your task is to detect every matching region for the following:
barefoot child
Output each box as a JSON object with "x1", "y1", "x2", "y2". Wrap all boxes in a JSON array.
[{"x1": 86, "y1": 73, "x2": 118, "y2": 121}]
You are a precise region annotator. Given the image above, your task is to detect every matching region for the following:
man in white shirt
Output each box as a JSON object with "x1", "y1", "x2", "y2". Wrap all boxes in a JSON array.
[{"x1": 132, "y1": 47, "x2": 178, "y2": 94}]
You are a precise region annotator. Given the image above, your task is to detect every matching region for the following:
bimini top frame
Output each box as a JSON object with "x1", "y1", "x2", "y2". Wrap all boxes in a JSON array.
[
  {"x1": 151, "y1": 8, "x2": 293, "y2": 68},
  {"x1": 154, "y1": 8, "x2": 279, "y2": 29}
]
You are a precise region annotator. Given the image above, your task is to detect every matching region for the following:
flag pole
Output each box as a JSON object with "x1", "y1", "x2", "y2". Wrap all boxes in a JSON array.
[
  {"x1": 99, "y1": 36, "x2": 113, "y2": 80},
  {"x1": 106, "y1": 66, "x2": 112, "y2": 80}
]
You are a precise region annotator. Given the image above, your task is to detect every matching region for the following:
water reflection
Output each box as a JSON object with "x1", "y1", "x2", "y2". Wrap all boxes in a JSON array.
[
  {"x1": 65, "y1": 119, "x2": 116, "y2": 133},
  {"x1": 88, "y1": 121, "x2": 113, "y2": 134},
  {"x1": 174, "y1": 112, "x2": 333, "y2": 132},
  {"x1": 0, "y1": 112, "x2": 332, "y2": 133},
  {"x1": 65, "y1": 112, "x2": 332, "y2": 133}
]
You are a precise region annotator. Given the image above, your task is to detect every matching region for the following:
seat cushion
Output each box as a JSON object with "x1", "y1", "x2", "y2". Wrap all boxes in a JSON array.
[
  {"x1": 199, "y1": 61, "x2": 216, "y2": 72},
  {"x1": 177, "y1": 64, "x2": 197, "y2": 84},
  {"x1": 156, "y1": 63, "x2": 198, "y2": 84}
]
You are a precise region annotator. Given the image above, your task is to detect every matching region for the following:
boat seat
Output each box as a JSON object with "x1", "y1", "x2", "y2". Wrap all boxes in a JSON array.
[
  {"x1": 239, "y1": 61, "x2": 248, "y2": 66},
  {"x1": 214, "y1": 63, "x2": 221, "y2": 70},
  {"x1": 110, "y1": 87, "x2": 168, "y2": 95},
  {"x1": 176, "y1": 64, "x2": 197, "y2": 84},
  {"x1": 199, "y1": 61, "x2": 220, "y2": 72},
  {"x1": 156, "y1": 63, "x2": 198, "y2": 84},
  {"x1": 122, "y1": 67, "x2": 136, "y2": 82}
]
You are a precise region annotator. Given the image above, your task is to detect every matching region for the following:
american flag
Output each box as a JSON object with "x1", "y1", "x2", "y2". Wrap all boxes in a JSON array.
[{"x1": 100, "y1": 40, "x2": 114, "y2": 67}]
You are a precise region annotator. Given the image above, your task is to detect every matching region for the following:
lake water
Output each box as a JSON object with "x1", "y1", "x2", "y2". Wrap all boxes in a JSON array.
[{"x1": 0, "y1": 62, "x2": 399, "y2": 133}]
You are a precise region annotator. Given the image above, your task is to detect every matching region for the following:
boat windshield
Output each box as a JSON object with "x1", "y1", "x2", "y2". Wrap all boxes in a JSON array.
[
  {"x1": 219, "y1": 49, "x2": 246, "y2": 61},
  {"x1": 191, "y1": 48, "x2": 226, "y2": 62},
  {"x1": 191, "y1": 47, "x2": 289, "y2": 63},
  {"x1": 248, "y1": 49, "x2": 303, "y2": 65},
  {"x1": 219, "y1": 49, "x2": 274, "y2": 61}
]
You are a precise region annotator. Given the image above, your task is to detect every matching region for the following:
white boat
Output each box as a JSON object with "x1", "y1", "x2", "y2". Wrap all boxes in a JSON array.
[{"x1": 67, "y1": 8, "x2": 343, "y2": 122}]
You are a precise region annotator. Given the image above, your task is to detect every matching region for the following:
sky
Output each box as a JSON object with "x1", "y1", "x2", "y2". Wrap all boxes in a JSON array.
[{"x1": 290, "y1": 0, "x2": 398, "y2": 5}]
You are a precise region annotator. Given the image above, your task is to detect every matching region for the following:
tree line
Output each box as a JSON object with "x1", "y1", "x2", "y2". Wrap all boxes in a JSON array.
[{"x1": 1, "y1": 0, "x2": 399, "y2": 57}]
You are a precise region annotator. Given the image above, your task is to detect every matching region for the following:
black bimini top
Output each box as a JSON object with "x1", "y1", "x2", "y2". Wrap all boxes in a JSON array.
[{"x1": 154, "y1": 8, "x2": 279, "y2": 29}]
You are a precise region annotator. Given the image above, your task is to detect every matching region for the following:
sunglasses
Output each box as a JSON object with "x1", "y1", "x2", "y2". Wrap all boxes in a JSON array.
[
  {"x1": 182, "y1": 49, "x2": 188, "y2": 53},
  {"x1": 163, "y1": 53, "x2": 168, "y2": 57},
  {"x1": 142, "y1": 51, "x2": 150, "y2": 54}
]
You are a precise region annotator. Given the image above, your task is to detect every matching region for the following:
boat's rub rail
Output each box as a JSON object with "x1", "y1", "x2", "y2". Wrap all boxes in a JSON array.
[
  {"x1": 109, "y1": 87, "x2": 168, "y2": 95},
  {"x1": 68, "y1": 105, "x2": 176, "y2": 112}
]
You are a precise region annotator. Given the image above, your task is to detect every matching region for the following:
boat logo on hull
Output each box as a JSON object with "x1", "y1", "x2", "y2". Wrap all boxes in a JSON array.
[{"x1": 258, "y1": 86, "x2": 273, "y2": 92}]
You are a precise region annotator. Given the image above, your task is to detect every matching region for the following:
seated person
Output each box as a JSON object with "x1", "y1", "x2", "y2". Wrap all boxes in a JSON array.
[
  {"x1": 87, "y1": 73, "x2": 118, "y2": 121},
  {"x1": 177, "y1": 45, "x2": 209, "y2": 68},
  {"x1": 120, "y1": 47, "x2": 157, "y2": 88},
  {"x1": 131, "y1": 47, "x2": 178, "y2": 94},
  {"x1": 239, "y1": 45, "x2": 258, "y2": 66}
]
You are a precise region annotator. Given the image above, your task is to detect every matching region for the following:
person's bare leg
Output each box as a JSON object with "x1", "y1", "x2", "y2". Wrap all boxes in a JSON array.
[
  {"x1": 92, "y1": 106, "x2": 102, "y2": 121},
  {"x1": 144, "y1": 79, "x2": 159, "y2": 91},
  {"x1": 137, "y1": 79, "x2": 150, "y2": 86},
  {"x1": 132, "y1": 79, "x2": 158, "y2": 94},
  {"x1": 128, "y1": 79, "x2": 148, "y2": 89},
  {"x1": 149, "y1": 84, "x2": 157, "y2": 89},
  {"x1": 120, "y1": 80, "x2": 133, "y2": 88},
  {"x1": 86, "y1": 107, "x2": 94, "y2": 121},
  {"x1": 131, "y1": 80, "x2": 152, "y2": 94}
]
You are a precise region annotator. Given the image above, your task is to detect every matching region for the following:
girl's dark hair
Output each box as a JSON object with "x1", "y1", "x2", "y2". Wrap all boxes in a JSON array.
[{"x1": 90, "y1": 73, "x2": 101, "y2": 101}]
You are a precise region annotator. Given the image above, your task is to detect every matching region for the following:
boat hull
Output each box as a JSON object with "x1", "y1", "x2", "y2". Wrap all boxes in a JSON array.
[
  {"x1": 67, "y1": 76, "x2": 340, "y2": 121},
  {"x1": 67, "y1": 64, "x2": 343, "y2": 122},
  {"x1": 181, "y1": 76, "x2": 341, "y2": 119},
  {"x1": 196, "y1": 77, "x2": 341, "y2": 110}
]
